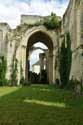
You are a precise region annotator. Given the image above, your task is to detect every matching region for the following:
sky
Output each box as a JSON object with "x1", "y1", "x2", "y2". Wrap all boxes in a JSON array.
[
  {"x1": 0, "y1": 0, "x2": 69, "y2": 28},
  {"x1": 30, "y1": 42, "x2": 47, "y2": 70}
]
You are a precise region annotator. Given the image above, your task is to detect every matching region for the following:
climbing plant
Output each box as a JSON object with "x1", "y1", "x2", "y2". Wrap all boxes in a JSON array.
[
  {"x1": 20, "y1": 62, "x2": 25, "y2": 85},
  {"x1": 59, "y1": 33, "x2": 72, "y2": 88},
  {"x1": 11, "y1": 58, "x2": 18, "y2": 86},
  {"x1": 40, "y1": 70, "x2": 48, "y2": 84},
  {"x1": 0, "y1": 56, "x2": 7, "y2": 86}
]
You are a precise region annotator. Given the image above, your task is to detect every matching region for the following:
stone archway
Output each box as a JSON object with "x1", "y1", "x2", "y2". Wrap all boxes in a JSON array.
[
  {"x1": 1, "y1": 0, "x2": 82, "y2": 86},
  {"x1": 27, "y1": 46, "x2": 48, "y2": 83},
  {"x1": 16, "y1": 26, "x2": 58, "y2": 85},
  {"x1": 26, "y1": 31, "x2": 54, "y2": 84}
]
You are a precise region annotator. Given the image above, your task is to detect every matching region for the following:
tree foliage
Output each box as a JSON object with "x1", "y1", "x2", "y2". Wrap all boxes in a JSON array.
[
  {"x1": 0, "y1": 56, "x2": 7, "y2": 86},
  {"x1": 43, "y1": 12, "x2": 61, "y2": 29},
  {"x1": 11, "y1": 58, "x2": 18, "y2": 85},
  {"x1": 40, "y1": 70, "x2": 48, "y2": 84},
  {"x1": 59, "y1": 33, "x2": 72, "y2": 88}
]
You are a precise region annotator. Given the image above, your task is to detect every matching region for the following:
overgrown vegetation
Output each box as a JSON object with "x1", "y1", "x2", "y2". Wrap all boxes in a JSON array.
[
  {"x1": 11, "y1": 58, "x2": 18, "y2": 86},
  {"x1": 29, "y1": 71, "x2": 40, "y2": 84},
  {"x1": 59, "y1": 33, "x2": 72, "y2": 88},
  {"x1": 43, "y1": 12, "x2": 61, "y2": 29},
  {"x1": 20, "y1": 62, "x2": 25, "y2": 85},
  {"x1": 15, "y1": 12, "x2": 61, "y2": 32},
  {"x1": 0, "y1": 56, "x2": 7, "y2": 86},
  {"x1": 28, "y1": 70, "x2": 48, "y2": 84},
  {"x1": 40, "y1": 69, "x2": 48, "y2": 84}
]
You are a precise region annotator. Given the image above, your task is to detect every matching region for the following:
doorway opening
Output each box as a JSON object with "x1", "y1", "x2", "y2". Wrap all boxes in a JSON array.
[
  {"x1": 28, "y1": 42, "x2": 48, "y2": 84},
  {"x1": 26, "y1": 31, "x2": 53, "y2": 84}
]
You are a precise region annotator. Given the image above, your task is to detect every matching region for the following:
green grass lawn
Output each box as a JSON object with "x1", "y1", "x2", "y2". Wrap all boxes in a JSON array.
[{"x1": 0, "y1": 85, "x2": 83, "y2": 125}]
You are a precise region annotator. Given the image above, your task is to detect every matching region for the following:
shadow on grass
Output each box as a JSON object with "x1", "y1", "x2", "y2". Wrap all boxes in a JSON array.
[{"x1": 0, "y1": 85, "x2": 83, "y2": 125}]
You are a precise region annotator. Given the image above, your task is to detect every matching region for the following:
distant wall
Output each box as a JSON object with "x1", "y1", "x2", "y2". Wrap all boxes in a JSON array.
[
  {"x1": 21, "y1": 15, "x2": 44, "y2": 25},
  {"x1": 32, "y1": 65, "x2": 40, "y2": 74}
]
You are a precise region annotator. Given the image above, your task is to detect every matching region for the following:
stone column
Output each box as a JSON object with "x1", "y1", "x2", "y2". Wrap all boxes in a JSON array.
[
  {"x1": 45, "y1": 50, "x2": 49, "y2": 82},
  {"x1": 48, "y1": 51, "x2": 53, "y2": 84},
  {"x1": 16, "y1": 45, "x2": 21, "y2": 86},
  {"x1": 80, "y1": 6, "x2": 83, "y2": 45},
  {"x1": 21, "y1": 46, "x2": 27, "y2": 80},
  {"x1": 25, "y1": 50, "x2": 32, "y2": 83},
  {"x1": 53, "y1": 49, "x2": 56, "y2": 84},
  {"x1": 26, "y1": 59, "x2": 30, "y2": 81},
  {"x1": 6, "y1": 40, "x2": 16, "y2": 81},
  {"x1": 0, "y1": 30, "x2": 3, "y2": 56},
  {"x1": 76, "y1": 8, "x2": 81, "y2": 46},
  {"x1": 80, "y1": 5, "x2": 83, "y2": 86}
]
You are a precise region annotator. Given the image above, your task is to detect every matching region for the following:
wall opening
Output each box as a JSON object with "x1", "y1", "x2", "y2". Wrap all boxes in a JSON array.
[
  {"x1": 26, "y1": 31, "x2": 53, "y2": 84},
  {"x1": 28, "y1": 42, "x2": 48, "y2": 84}
]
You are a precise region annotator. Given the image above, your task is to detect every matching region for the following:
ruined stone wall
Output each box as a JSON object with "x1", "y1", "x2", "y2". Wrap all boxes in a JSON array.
[
  {"x1": 21, "y1": 15, "x2": 44, "y2": 25},
  {"x1": 0, "y1": 30, "x2": 3, "y2": 55},
  {"x1": 62, "y1": 0, "x2": 83, "y2": 81},
  {"x1": 62, "y1": 0, "x2": 76, "y2": 49},
  {"x1": 0, "y1": 23, "x2": 10, "y2": 56},
  {"x1": 80, "y1": 2, "x2": 83, "y2": 45},
  {"x1": 0, "y1": 0, "x2": 82, "y2": 85},
  {"x1": 5, "y1": 24, "x2": 58, "y2": 84}
]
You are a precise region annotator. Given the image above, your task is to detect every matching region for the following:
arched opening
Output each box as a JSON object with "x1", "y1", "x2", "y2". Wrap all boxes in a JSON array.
[
  {"x1": 26, "y1": 31, "x2": 53, "y2": 84},
  {"x1": 29, "y1": 43, "x2": 48, "y2": 84},
  {"x1": 30, "y1": 42, "x2": 47, "y2": 72}
]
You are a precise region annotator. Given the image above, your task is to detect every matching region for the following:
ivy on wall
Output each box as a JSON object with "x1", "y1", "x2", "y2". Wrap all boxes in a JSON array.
[
  {"x1": 11, "y1": 58, "x2": 18, "y2": 86},
  {"x1": 20, "y1": 62, "x2": 25, "y2": 85},
  {"x1": 0, "y1": 56, "x2": 7, "y2": 86}
]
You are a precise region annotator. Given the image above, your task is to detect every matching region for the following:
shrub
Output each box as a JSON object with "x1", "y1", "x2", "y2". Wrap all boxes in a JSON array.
[
  {"x1": 43, "y1": 12, "x2": 61, "y2": 29},
  {"x1": 20, "y1": 77, "x2": 25, "y2": 85},
  {"x1": 0, "y1": 56, "x2": 7, "y2": 86},
  {"x1": 29, "y1": 71, "x2": 39, "y2": 84},
  {"x1": 59, "y1": 33, "x2": 72, "y2": 88},
  {"x1": 66, "y1": 79, "x2": 75, "y2": 90},
  {"x1": 40, "y1": 70, "x2": 48, "y2": 84}
]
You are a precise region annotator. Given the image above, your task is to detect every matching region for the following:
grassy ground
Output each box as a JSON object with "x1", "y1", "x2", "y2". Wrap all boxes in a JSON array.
[{"x1": 0, "y1": 85, "x2": 83, "y2": 125}]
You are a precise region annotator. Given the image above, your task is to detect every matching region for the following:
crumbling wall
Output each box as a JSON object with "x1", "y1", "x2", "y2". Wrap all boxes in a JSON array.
[
  {"x1": 62, "y1": 0, "x2": 83, "y2": 82},
  {"x1": 21, "y1": 15, "x2": 44, "y2": 25},
  {"x1": 0, "y1": 23, "x2": 10, "y2": 56}
]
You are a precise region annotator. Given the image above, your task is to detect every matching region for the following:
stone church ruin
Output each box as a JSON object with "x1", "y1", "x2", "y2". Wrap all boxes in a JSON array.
[{"x1": 0, "y1": 0, "x2": 83, "y2": 85}]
